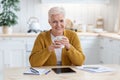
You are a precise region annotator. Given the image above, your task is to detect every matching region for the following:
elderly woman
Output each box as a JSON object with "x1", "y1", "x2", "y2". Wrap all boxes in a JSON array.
[{"x1": 29, "y1": 7, "x2": 85, "y2": 67}]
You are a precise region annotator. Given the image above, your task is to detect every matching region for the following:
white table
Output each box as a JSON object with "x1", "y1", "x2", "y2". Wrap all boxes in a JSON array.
[{"x1": 4, "y1": 64, "x2": 120, "y2": 80}]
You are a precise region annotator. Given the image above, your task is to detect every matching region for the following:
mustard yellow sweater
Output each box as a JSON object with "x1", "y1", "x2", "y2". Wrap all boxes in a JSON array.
[{"x1": 29, "y1": 30, "x2": 85, "y2": 67}]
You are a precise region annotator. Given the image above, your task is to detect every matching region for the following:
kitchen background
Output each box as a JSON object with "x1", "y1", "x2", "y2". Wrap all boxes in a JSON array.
[
  {"x1": 0, "y1": 0, "x2": 119, "y2": 33},
  {"x1": 1, "y1": 1, "x2": 120, "y2": 79}
]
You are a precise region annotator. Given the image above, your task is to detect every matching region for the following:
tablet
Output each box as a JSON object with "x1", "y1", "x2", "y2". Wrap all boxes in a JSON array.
[{"x1": 52, "y1": 67, "x2": 76, "y2": 74}]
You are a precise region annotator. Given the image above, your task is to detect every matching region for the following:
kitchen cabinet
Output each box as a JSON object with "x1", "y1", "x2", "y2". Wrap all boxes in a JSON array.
[
  {"x1": 0, "y1": 37, "x2": 26, "y2": 68},
  {"x1": 0, "y1": 50, "x2": 3, "y2": 72},
  {"x1": 4, "y1": 50, "x2": 25, "y2": 67},
  {"x1": 79, "y1": 36, "x2": 100, "y2": 64},
  {"x1": 25, "y1": 37, "x2": 36, "y2": 66},
  {"x1": 112, "y1": 40, "x2": 120, "y2": 64},
  {"x1": 41, "y1": 0, "x2": 109, "y2": 4},
  {"x1": 0, "y1": 36, "x2": 37, "y2": 69},
  {"x1": 0, "y1": 33, "x2": 120, "y2": 72},
  {"x1": 99, "y1": 37, "x2": 120, "y2": 64},
  {"x1": 0, "y1": 49, "x2": 3, "y2": 80},
  {"x1": 99, "y1": 37, "x2": 113, "y2": 64}
]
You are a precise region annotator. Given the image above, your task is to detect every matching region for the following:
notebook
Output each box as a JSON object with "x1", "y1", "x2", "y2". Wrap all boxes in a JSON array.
[{"x1": 24, "y1": 67, "x2": 51, "y2": 75}]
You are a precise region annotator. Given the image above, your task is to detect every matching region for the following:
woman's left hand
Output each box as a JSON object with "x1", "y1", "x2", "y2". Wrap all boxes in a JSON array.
[{"x1": 61, "y1": 36, "x2": 71, "y2": 50}]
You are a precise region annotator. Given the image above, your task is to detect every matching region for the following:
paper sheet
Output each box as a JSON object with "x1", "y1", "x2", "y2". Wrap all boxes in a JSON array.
[{"x1": 76, "y1": 65, "x2": 114, "y2": 73}]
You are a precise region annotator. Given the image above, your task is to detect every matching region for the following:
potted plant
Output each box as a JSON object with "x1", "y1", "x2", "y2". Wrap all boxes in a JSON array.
[{"x1": 0, "y1": 0, "x2": 20, "y2": 34}]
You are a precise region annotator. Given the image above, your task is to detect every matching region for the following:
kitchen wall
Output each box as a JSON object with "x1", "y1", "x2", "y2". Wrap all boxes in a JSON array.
[{"x1": 0, "y1": 0, "x2": 119, "y2": 33}]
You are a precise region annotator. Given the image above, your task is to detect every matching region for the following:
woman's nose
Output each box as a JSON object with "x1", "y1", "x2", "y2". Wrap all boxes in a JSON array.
[{"x1": 57, "y1": 22, "x2": 61, "y2": 27}]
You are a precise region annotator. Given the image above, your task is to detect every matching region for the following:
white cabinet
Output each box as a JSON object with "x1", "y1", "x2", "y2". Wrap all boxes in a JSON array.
[
  {"x1": 112, "y1": 40, "x2": 120, "y2": 64},
  {"x1": 99, "y1": 37, "x2": 112, "y2": 64},
  {"x1": 79, "y1": 36, "x2": 100, "y2": 64},
  {"x1": 80, "y1": 36, "x2": 120, "y2": 65},
  {"x1": 0, "y1": 33, "x2": 120, "y2": 71},
  {"x1": 0, "y1": 36, "x2": 37, "y2": 69},
  {"x1": 0, "y1": 37, "x2": 26, "y2": 68},
  {"x1": 4, "y1": 50, "x2": 25, "y2": 67},
  {"x1": 25, "y1": 37, "x2": 36, "y2": 67},
  {"x1": 0, "y1": 50, "x2": 3, "y2": 72},
  {"x1": 99, "y1": 37, "x2": 120, "y2": 64}
]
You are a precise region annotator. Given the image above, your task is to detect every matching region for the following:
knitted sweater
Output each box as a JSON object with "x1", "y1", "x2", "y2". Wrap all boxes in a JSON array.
[{"x1": 29, "y1": 29, "x2": 85, "y2": 67}]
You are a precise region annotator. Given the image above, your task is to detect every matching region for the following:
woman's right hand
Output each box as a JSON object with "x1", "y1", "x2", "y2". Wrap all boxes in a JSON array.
[{"x1": 48, "y1": 41, "x2": 62, "y2": 52}]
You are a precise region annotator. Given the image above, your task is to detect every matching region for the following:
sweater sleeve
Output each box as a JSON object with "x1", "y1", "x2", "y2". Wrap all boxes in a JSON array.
[
  {"x1": 29, "y1": 34, "x2": 52, "y2": 67},
  {"x1": 66, "y1": 32, "x2": 85, "y2": 66}
]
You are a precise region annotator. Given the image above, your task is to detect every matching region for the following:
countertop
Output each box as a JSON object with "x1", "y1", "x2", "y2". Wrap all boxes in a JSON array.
[{"x1": 0, "y1": 32, "x2": 120, "y2": 40}]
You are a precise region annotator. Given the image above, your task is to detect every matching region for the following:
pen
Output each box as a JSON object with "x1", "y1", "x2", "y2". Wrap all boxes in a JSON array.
[
  {"x1": 45, "y1": 70, "x2": 51, "y2": 75},
  {"x1": 30, "y1": 67, "x2": 39, "y2": 74}
]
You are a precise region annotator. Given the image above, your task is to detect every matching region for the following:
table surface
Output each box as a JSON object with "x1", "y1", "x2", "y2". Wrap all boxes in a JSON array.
[{"x1": 4, "y1": 64, "x2": 120, "y2": 80}]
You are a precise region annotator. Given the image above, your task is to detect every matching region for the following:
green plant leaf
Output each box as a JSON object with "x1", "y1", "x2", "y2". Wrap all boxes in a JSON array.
[{"x1": 0, "y1": 0, "x2": 20, "y2": 27}]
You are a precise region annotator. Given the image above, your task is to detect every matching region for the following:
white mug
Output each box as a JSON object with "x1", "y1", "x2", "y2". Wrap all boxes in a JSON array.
[{"x1": 53, "y1": 36, "x2": 65, "y2": 48}]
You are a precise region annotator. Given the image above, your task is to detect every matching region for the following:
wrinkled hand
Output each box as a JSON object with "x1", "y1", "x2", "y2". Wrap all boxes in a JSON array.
[
  {"x1": 61, "y1": 36, "x2": 70, "y2": 50},
  {"x1": 48, "y1": 42, "x2": 62, "y2": 52},
  {"x1": 48, "y1": 36, "x2": 70, "y2": 52}
]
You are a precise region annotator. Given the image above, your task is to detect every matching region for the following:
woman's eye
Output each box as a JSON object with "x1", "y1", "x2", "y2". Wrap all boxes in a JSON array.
[
  {"x1": 60, "y1": 20, "x2": 64, "y2": 22},
  {"x1": 53, "y1": 21, "x2": 57, "y2": 23}
]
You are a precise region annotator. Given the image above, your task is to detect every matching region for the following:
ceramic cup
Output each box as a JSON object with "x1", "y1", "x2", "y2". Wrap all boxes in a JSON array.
[{"x1": 53, "y1": 36, "x2": 65, "y2": 48}]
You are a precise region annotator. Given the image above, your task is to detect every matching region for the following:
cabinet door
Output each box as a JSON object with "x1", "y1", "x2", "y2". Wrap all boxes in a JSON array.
[
  {"x1": 99, "y1": 37, "x2": 116, "y2": 64},
  {"x1": 26, "y1": 37, "x2": 36, "y2": 52},
  {"x1": 0, "y1": 49, "x2": 4, "y2": 80},
  {"x1": 0, "y1": 37, "x2": 26, "y2": 67},
  {"x1": 80, "y1": 36, "x2": 100, "y2": 64},
  {"x1": 112, "y1": 40, "x2": 120, "y2": 64},
  {"x1": 0, "y1": 50, "x2": 4, "y2": 71},
  {"x1": 83, "y1": 48, "x2": 100, "y2": 64},
  {"x1": 25, "y1": 52, "x2": 31, "y2": 67},
  {"x1": 4, "y1": 50, "x2": 25, "y2": 67},
  {"x1": 25, "y1": 37, "x2": 36, "y2": 67}
]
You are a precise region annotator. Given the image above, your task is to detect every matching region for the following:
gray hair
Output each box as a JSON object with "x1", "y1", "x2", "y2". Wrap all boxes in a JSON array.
[{"x1": 48, "y1": 7, "x2": 65, "y2": 20}]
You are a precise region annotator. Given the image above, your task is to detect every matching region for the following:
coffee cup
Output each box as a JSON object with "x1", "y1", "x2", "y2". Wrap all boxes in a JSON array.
[{"x1": 53, "y1": 36, "x2": 65, "y2": 48}]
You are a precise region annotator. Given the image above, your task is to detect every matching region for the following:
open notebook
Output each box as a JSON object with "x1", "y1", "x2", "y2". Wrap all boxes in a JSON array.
[{"x1": 24, "y1": 67, "x2": 51, "y2": 75}]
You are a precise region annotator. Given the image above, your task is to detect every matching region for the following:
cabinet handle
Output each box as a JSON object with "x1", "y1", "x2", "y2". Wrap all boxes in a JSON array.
[
  {"x1": 100, "y1": 47, "x2": 104, "y2": 49},
  {"x1": 109, "y1": 39, "x2": 113, "y2": 42},
  {"x1": 4, "y1": 64, "x2": 10, "y2": 67},
  {"x1": 100, "y1": 61, "x2": 104, "y2": 64}
]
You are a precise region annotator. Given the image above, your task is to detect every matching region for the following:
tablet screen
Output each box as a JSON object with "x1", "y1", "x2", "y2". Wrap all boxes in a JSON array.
[{"x1": 52, "y1": 67, "x2": 76, "y2": 74}]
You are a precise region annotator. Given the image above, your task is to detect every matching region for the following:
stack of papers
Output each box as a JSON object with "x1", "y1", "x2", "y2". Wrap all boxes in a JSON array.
[
  {"x1": 76, "y1": 65, "x2": 114, "y2": 73},
  {"x1": 24, "y1": 67, "x2": 51, "y2": 75}
]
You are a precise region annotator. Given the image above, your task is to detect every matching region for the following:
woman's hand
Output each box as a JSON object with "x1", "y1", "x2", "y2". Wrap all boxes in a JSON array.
[
  {"x1": 61, "y1": 36, "x2": 70, "y2": 50},
  {"x1": 48, "y1": 42, "x2": 62, "y2": 52},
  {"x1": 48, "y1": 36, "x2": 70, "y2": 52}
]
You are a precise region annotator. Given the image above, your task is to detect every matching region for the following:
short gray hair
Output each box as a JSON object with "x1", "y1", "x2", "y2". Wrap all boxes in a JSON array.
[{"x1": 48, "y1": 7, "x2": 65, "y2": 20}]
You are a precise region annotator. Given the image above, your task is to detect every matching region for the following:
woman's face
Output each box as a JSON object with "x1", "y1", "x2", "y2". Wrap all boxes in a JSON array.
[{"x1": 49, "y1": 14, "x2": 65, "y2": 36}]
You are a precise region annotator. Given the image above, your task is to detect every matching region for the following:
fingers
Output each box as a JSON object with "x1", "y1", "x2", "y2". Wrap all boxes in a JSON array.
[
  {"x1": 61, "y1": 37, "x2": 70, "y2": 50},
  {"x1": 48, "y1": 42, "x2": 62, "y2": 52},
  {"x1": 48, "y1": 43, "x2": 55, "y2": 52},
  {"x1": 54, "y1": 40, "x2": 62, "y2": 45},
  {"x1": 61, "y1": 37, "x2": 69, "y2": 45},
  {"x1": 49, "y1": 36, "x2": 70, "y2": 51}
]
